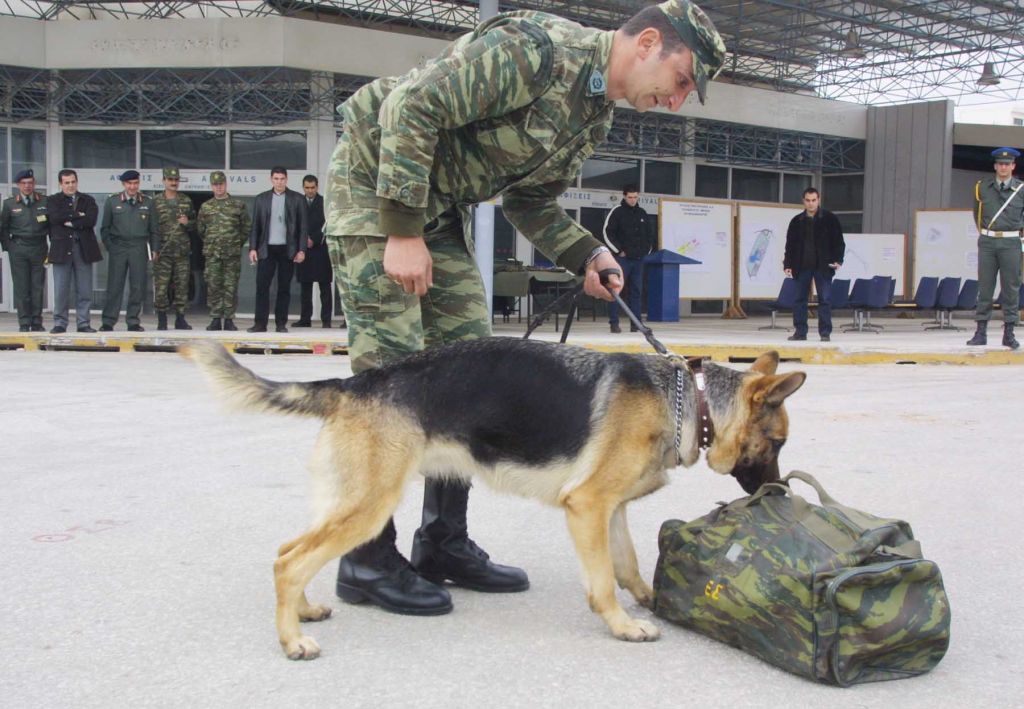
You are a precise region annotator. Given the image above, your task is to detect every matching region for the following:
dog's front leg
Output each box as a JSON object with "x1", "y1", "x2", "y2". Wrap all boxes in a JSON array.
[
  {"x1": 563, "y1": 492, "x2": 659, "y2": 642},
  {"x1": 609, "y1": 504, "x2": 654, "y2": 608}
]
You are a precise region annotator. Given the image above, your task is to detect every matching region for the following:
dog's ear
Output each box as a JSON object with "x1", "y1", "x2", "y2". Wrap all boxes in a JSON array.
[
  {"x1": 749, "y1": 351, "x2": 780, "y2": 375},
  {"x1": 758, "y1": 371, "x2": 806, "y2": 406}
]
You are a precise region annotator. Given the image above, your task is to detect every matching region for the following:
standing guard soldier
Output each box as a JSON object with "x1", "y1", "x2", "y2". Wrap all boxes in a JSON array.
[
  {"x1": 966, "y1": 147, "x2": 1023, "y2": 350},
  {"x1": 0, "y1": 169, "x2": 49, "y2": 332},
  {"x1": 197, "y1": 170, "x2": 252, "y2": 331},
  {"x1": 100, "y1": 170, "x2": 160, "y2": 332},
  {"x1": 152, "y1": 167, "x2": 197, "y2": 330}
]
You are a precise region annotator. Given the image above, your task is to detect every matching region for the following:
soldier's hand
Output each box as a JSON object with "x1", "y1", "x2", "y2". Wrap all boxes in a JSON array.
[
  {"x1": 177, "y1": 215, "x2": 189, "y2": 225},
  {"x1": 307, "y1": 238, "x2": 314, "y2": 248},
  {"x1": 384, "y1": 235, "x2": 433, "y2": 296},
  {"x1": 152, "y1": 251, "x2": 160, "y2": 263},
  {"x1": 584, "y1": 251, "x2": 622, "y2": 301},
  {"x1": 784, "y1": 268, "x2": 793, "y2": 278},
  {"x1": 294, "y1": 251, "x2": 306, "y2": 264},
  {"x1": 249, "y1": 249, "x2": 258, "y2": 265}
]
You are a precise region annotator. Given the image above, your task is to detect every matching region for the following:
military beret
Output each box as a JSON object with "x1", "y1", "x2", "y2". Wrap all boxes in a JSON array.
[
  {"x1": 14, "y1": 169, "x2": 34, "y2": 182},
  {"x1": 992, "y1": 147, "x2": 1020, "y2": 163},
  {"x1": 119, "y1": 170, "x2": 141, "y2": 182},
  {"x1": 163, "y1": 167, "x2": 180, "y2": 179},
  {"x1": 657, "y1": 0, "x2": 727, "y2": 105},
  {"x1": 210, "y1": 171, "x2": 227, "y2": 184}
]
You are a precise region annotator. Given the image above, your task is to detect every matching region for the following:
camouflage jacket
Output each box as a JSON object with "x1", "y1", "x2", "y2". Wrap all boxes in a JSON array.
[
  {"x1": 152, "y1": 192, "x2": 197, "y2": 242},
  {"x1": 327, "y1": 10, "x2": 614, "y2": 271},
  {"x1": 197, "y1": 195, "x2": 252, "y2": 247}
]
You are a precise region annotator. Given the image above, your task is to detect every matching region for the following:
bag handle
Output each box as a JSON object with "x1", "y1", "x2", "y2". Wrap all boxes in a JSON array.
[{"x1": 783, "y1": 470, "x2": 840, "y2": 506}]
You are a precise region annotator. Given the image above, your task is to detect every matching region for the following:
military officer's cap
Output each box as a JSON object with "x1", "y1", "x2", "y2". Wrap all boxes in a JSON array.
[
  {"x1": 163, "y1": 166, "x2": 180, "y2": 179},
  {"x1": 656, "y1": 0, "x2": 726, "y2": 105},
  {"x1": 14, "y1": 169, "x2": 34, "y2": 182},
  {"x1": 210, "y1": 170, "x2": 227, "y2": 184},
  {"x1": 992, "y1": 147, "x2": 1020, "y2": 163},
  {"x1": 119, "y1": 169, "x2": 141, "y2": 182}
]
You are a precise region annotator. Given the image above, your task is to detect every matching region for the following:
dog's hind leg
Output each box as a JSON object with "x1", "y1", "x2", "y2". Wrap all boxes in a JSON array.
[
  {"x1": 609, "y1": 504, "x2": 654, "y2": 609},
  {"x1": 562, "y1": 490, "x2": 659, "y2": 642}
]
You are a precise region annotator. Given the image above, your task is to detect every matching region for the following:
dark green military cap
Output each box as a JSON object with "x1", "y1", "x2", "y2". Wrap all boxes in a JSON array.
[
  {"x1": 657, "y1": 0, "x2": 726, "y2": 105},
  {"x1": 210, "y1": 170, "x2": 227, "y2": 184},
  {"x1": 163, "y1": 166, "x2": 180, "y2": 179}
]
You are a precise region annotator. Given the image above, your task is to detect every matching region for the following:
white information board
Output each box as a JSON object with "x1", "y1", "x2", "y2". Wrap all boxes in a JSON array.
[
  {"x1": 840, "y1": 233, "x2": 908, "y2": 299},
  {"x1": 659, "y1": 198, "x2": 733, "y2": 299},
  {"x1": 737, "y1": 204, "x2": 798, "y2": 298},
  {"x1": 914, "y1": 210, "x2": 979, "y2": 283}
]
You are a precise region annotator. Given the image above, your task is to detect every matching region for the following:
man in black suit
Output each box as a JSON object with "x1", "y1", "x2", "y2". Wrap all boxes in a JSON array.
[
  {"x1": 46, "y1": 169, "x2": 103, "y2": 334},
  {"x1": 292, "y1": 175, "x2": 334, "y2": 328},
  {"x1": 247, "y1": 167, "x2": 308, "y2": 333}
]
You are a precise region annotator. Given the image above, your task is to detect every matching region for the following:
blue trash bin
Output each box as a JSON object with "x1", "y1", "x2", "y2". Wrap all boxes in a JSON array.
[{"x1": 642, "y1": 249, "x2": 700, "y2": 322}]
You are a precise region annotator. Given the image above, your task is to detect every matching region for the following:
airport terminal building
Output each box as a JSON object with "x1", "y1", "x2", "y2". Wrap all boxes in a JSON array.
[{"x1": 0, "y1": 1, "x2": 1020, "y2": 315}]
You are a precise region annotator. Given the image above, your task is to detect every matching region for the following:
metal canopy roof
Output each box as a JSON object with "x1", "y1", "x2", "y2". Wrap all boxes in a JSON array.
[{"x1": 1, "y1": 1, "x2": 1020, "y2": 106}]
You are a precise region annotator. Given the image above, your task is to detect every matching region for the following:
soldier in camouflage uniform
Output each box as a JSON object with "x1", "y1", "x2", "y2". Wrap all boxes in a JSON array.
[
  {"x1": 197, "y1": 171, "x2": 252, "y2": 331},
  {"x1": 325, "y1": 0, "x2": 726, "y2": 615},
  {"x1": 152, "y1": 166, "x2": 197, "y2": 330}
]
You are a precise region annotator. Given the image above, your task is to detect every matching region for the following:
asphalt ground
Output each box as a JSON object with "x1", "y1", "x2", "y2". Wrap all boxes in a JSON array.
[{"x1": 1, "y1": 340, "x2": 1022, "y2": 708}]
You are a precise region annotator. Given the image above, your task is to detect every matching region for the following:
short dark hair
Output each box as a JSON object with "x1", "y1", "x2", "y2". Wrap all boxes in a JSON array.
[
  {"x1": 623, "y1": 184, "x2": 640, "y2": 196},
  {"x1": 302, "y1": 174, "x2": 318, "y2": 185},
  {"x1": 58, "y1": 169, "x2": 78, "y2": 182},
  {"x1": 270, "y1": 167, "x2": 288, "y2": 177},
  {"x1": 620, "y1": 6, "x2": 685, "y2": 58},
  {"x1": 803, "y1": 187, "x2": 820, "y2": 198}
]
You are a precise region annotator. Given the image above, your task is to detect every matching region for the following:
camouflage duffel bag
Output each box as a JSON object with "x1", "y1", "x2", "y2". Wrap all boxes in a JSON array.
[{"x1": 652, "y1": 470, "x2": 951, "y2": 686}]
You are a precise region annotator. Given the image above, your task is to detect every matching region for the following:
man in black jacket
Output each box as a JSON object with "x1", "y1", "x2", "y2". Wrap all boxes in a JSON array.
[
  {"x1": 602, "y1": 185, "x2": 655, "y2": 332},
  {"x1": 782, "y1": 187, "x2": 845, "y2": 342},
  {"x1": 46, "y1": 169, "x2": 103, "y2": 334},
  {"x1": 292, "y1": 175, "x2": 334, "y2": 328},
  {"x1": 248, "y1": 167, "x2": 308, "y2": 333}
]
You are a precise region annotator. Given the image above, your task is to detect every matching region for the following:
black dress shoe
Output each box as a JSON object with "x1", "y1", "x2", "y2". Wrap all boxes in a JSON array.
[
  {"x1": 127, "y1": 324, "x2": 145, "y2": 332},
  {"x1": 99, "y1": 325, "x2": 114, "y2": 332},
  {"x1": 336, "y1": 551, "x2": 452, "y2": 616},
  {"x1": 610, "y1": 323, "x2": 622, "y2": 333},
  {"x1": 787, "y1": 333, "x2": 806, "y2": 341},
  {"x1": 19, "y1": 325, "x2": 30, "y2": 332},
  {"x1": 247, "y1": 325, "x2": 267, "y2": 333},
  {"x1": 630, "y1": 323, "x2": 640, "y2": 332},
  {"x1": 292, "y1": 320, "x2": 312, "y2": 327},
  {"x1": 820, "y1": 334, "x2": 831, "y2": 342},
  {"x1": 77, "y1": 326, "x2": 97, "y2": 333},
  {"x1": 31, "y1": 324, "x2": 45, "y2": 332},
  {"x1": 276, "y1": 325, "x2": 289, "y2": 333},
  {"x1": 50, "y1": 326, "x2": 67, "y2": 334}
]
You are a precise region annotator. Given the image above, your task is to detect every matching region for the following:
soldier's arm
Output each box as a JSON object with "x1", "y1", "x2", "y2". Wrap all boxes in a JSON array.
[
  {"x1": 196, "y1": 205, "x2": 208, "y2": 240},
  {"x1": 0, "y1": 202, "x2": 10, "y2": 250},
  {"x1": 375, "y1": 22, "x2": 554, "y2": 236},
  {"x1": 184, "y1": 196, "x2": 197, "y2": 234},
  {"x1": 100, "y1": 197, "x2": 113, "y2": 244},
  {"x1": 502, "y1": 180, "x2": 601, "y2": 273},
  {"x1": 239, "y1": 202, "x2": 253, "y2": 247},
  {"x1": 148, "y1": 199, "x2": 161, "y2": 253}
]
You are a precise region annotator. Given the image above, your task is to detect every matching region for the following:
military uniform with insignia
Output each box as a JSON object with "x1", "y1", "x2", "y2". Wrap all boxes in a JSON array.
[
  {"x1": 0, "y1": 169, "x2": 49, "y2": 331},
  {"x1": 196, "y1": 171, "x2": 252, "y2": 330},
  {"x1": 966, "y1": 147, "x2": 1023, "y2": 350},
  {"x1": 324, "y1": 0, "x2": 726, "y2": 615},
  {"x1": 100, "y1": 170, "x2": 160, "y2": 331},
  {"x1": 152, "y1": 166, "x2": 197, "y2": 330}
]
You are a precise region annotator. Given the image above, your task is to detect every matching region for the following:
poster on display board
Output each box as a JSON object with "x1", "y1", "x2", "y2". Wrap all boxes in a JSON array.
[
  {"x1": 658, "y1": 198, "x2": 733, "y2": 299},
  {"x1": 914, "y1": 210, "x2": 979, "y2": 283},
  {"x1": 737, "y1": 203, "x2": 801, "y2": 299},
  {"x1": 840, "y1": 233, "x2": 909, "y2": 299}
]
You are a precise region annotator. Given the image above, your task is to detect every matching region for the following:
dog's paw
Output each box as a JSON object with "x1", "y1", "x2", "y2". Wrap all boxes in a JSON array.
[
  {"x1": 299, "y1": 604, "x2": 333, "y2": 622},
  {"x1": 283, "y1": 635, "x2": 321, "y2": 661},
  {"x1": 632, "y1": 582, "x2": 655, "y2": 609},
  {"x1": 613, "y1": 618, "x2": 660, "y2": 642}
]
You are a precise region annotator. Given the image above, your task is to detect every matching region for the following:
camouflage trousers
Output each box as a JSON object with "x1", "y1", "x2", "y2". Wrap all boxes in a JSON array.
[
  {"x1": 204, "y1": 241, "x2": 243, "y2": 319},
  {"x1": 327, "y1": 233, "x2": 491, "y2": 375},
  {"x1": 153, "y1": 235, "x2": 191, "y2": 313}
]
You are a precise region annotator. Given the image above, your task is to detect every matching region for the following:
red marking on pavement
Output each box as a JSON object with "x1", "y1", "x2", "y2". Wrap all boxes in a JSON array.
[{"x1": 32, "y1": 519, "x2": 131, "y2": 543}]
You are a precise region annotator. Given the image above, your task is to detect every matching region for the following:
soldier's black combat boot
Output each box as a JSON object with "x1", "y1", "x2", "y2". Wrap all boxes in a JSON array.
[
  {"x1": 175, "y1": 313, "x2": 192, "y2": 330},
  {"x1": 223, "y1": 319, "x2": 238, "y2": 331},
  {"x1": 157, "y1": 312, "x2": 168, "y2": 331},
  {"x1": 335, "y1": 519, "x2": 452, "y2": 615},
  {"x1": 966, "y1": 321, "x2": 987, "y2": 346},
  {"x1": 1003, "y1": 322, "x2": 1020, "y2": 350},
  {"x1": 411, "y1": 479, "x2": 530, "y2": 593},
  {"x1": 206, "y1": 318, "x2": 222, "y2": 331}
]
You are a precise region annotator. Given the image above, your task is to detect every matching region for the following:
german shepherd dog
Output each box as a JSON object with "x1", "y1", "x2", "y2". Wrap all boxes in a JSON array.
[{"x1": 184, "y1": 338, "x2": 805, "y2": 660}]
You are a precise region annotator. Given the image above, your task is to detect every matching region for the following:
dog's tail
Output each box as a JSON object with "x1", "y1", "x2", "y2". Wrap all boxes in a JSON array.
[{"x1": 180, "y1": 342, "x2": 341, "y2": 419}]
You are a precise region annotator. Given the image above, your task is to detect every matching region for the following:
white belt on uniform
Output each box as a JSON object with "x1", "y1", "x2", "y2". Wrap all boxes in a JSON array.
[{"x1": 979, "y1": 228, "x2": 1023, "y2": 237}]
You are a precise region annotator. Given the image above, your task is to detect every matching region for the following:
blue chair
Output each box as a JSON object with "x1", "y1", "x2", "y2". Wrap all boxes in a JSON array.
[
  {"x1": 912, "y1": 277, "x2": 940, "y2": 310},
  {"x1": 830, "y1": 279, "x2": 851, "y2": 310},
  {"x1": 841, "y1": 278, "x2": 874, "y2": 332},
  {"x1": 759, "y1": 278, "x2": 800, "y2": 331},
  {"x1": 953, "y1": 279, "x2": 979, "y2": 325},
  {"x1": 925, "y1": 277, "x2": 962, "y2": 331},
  {"x1": 861, "y1": 276, "x2": 893, "y2": 331}
]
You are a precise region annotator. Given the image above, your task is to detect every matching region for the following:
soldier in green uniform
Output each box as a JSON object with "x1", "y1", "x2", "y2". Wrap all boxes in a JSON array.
[
  {"x1": 325, "y1": 0, "x2": 725, "y2": 615},
  {"x1": 100, "y1": 170, "x2": 160, "y2": 332},
  {"x1": 0, "y1": 169, "x2": 49, "y2": 332},
  {"x1": 197, "y1": 171, "x2": 252, "y2": 331},
  {"x1": 152, "y1": 166, "x2": 197, "y2": 330},
  {"x1": 966, "y1": 147, "x2": 1023, "y2": 350}
]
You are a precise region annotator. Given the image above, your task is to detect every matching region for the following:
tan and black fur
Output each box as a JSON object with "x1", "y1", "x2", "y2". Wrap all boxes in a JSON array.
[{"x1": 183, "y1": 338, "x2": 805, "y2": 660}]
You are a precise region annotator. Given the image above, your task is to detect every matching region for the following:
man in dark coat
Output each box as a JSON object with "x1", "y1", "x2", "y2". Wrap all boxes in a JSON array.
[
  {"x1": 782, "y1": 186, "x2": 845, "y2": 342},
  {"x1": 602, "y1": 184, "x2": 655, "y2": 332},
  {"x1": 293, "y1": 175, "x2": 334, "y2": 328},
  {"x1": 46, "y1": 169, "x2": 103, "y2": 334},
  {"x1": 247, "y1": 166, "x2": 308, "y2": 333}
]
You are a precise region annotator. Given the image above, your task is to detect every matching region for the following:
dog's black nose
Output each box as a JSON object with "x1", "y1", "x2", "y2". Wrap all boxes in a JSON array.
[{"x1": 731, "y1": 458, "x2": 780, "y2": 495}]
